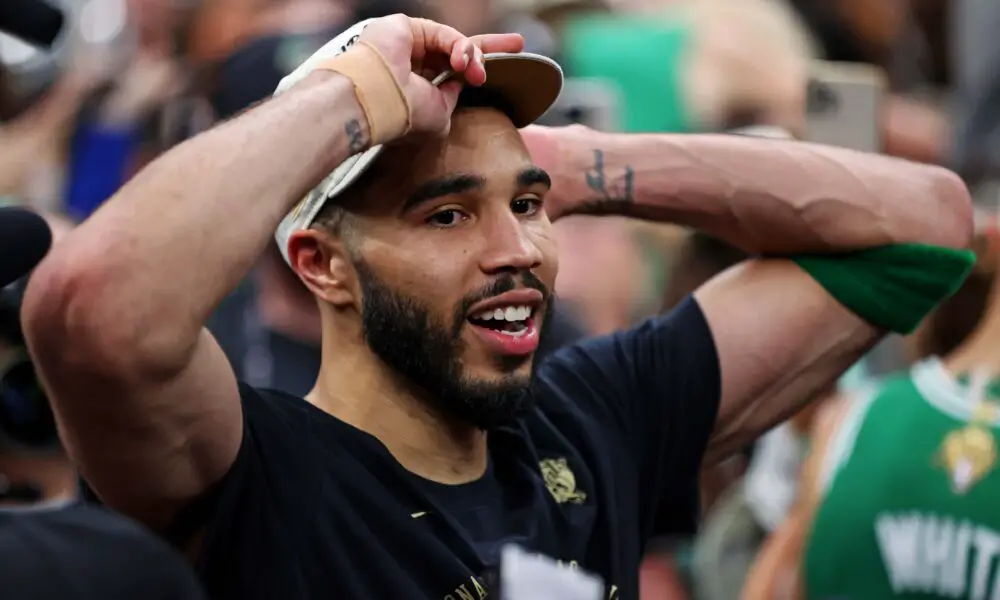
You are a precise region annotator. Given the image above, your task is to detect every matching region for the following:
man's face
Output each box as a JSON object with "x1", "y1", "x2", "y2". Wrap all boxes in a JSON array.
[{"x1": 345, "y1": 108, "x2": 558, "y2": 429}]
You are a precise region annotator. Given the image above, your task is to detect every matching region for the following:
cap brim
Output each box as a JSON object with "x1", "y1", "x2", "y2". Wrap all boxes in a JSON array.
[
  {"x1": 434, "y1": 52, "x2": 564, "y2": 128},
  {"x1": 276, "y1": 51, "x2": 563, "y2": 265}
]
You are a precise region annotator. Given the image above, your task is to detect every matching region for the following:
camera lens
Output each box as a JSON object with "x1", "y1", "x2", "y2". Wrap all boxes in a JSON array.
[{"x1": 0, "y1": 358, "x2": 58, "y2": 449}]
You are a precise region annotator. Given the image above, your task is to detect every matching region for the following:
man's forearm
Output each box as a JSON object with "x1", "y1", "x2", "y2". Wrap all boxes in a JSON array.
[
  {"x1": 29, "y1": 71, "x2": 368, "y2": 367},
  {"x1": 563, "y1": 132, "x2": 972, "y2": 253}
]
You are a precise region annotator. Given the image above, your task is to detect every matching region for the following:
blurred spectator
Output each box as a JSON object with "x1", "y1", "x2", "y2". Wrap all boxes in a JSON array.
[
  {"x1": 950, "y1": 0, "x2": 1000, "y2": 187},
  {"x1": 562, "y1": 0, "x2": 814, "y2": 134},
  {"x1": 0, "y1": 56, "x2": 108, "y2": 209},
  {"x1": 65, "y1": 50, "x2": 185, "y2": 220}
]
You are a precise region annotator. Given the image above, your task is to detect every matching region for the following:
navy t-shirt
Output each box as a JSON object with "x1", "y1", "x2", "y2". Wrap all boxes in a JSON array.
[{"x1": 196, "y1": 297, "x2": 720, "y2": 600}]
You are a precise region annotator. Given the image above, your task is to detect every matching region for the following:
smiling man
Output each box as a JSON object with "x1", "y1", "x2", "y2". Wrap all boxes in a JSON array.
[{"x1": 20, "y1": 13, "x2": 974, "y2": 600}]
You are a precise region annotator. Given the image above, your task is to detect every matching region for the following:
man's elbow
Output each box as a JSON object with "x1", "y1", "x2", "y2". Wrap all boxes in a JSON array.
[
  {"x1": 22, "y1": 252, "x2": 189, "y2": 381},
  {"x1": 925, "y1": 167, "x2": 974, "y2": 250}
]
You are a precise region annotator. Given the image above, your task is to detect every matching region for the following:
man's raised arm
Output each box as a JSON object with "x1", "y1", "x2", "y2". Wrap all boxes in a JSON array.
[
  {"x1": 528, "y1": 126, "x2": 973, "y2": 462},
  {"x1": 20, "y1": 16, "x2": 523, "y2": 530}
]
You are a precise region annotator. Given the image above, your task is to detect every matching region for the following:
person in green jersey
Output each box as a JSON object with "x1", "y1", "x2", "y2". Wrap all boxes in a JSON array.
[{"x1": 743, "y1": 229, "x2": 1000, "y2": 599}]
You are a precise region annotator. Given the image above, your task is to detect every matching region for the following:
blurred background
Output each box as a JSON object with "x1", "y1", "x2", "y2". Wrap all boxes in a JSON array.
[{"x1": 1, "y1": 0, "x2": 997, "y2": 597}]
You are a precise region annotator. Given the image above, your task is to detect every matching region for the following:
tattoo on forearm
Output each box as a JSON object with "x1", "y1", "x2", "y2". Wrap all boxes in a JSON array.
[
  {"x1": 581, "y1": 149, "x2": 635, "y2": 214},
  {"x1": 345, "y1": 119, "x2": 366, "y2": 154}
]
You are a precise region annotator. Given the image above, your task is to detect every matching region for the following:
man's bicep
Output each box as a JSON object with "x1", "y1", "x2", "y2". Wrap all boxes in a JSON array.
[
  {"x1": 48, "y1": 329, "x2": 243, "y2": 531},
  {"x1": 694, "y1": 259, "x2": 881, "y2": 464}
]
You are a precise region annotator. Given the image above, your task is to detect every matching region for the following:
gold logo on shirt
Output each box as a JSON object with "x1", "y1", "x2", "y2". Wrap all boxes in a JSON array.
[
  {"x1": 937, "y1": 402, "x2": 999, "y2": 495},
  {"x1": 540, "y1": 458, "x2": 587, "y2": 505}
]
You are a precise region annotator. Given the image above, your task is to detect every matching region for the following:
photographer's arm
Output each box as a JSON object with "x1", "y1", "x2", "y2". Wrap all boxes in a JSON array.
[
  {"x1": 21, "y1": 71, "x2": 368, "y2": 529},
  {"x1": 530, "y1": 127, "x2": 972, "y2": 462}
]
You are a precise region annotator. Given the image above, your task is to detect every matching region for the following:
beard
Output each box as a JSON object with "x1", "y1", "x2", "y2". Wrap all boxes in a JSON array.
[{"x1": 356, "y1": 262, "x2": 552, "y2": 430}]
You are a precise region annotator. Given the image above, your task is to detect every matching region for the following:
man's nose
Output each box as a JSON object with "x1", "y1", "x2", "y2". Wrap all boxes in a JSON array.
[{"x1": 478, "y1": 214, "x2": 544, "y2": 275}]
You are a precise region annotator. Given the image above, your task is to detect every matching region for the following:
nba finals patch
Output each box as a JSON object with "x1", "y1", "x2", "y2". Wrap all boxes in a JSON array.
[{"x1": 937, "y1": 402, "x2": 999, "y2": 494}]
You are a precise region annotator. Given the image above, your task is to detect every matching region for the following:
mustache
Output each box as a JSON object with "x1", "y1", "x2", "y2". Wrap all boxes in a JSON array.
[
  {"x1": 461, "y1": 272, "x2": 549, "y2": 313},
  {"x1": 453, "y1": 272, "x2": 550, "y2": 333}
]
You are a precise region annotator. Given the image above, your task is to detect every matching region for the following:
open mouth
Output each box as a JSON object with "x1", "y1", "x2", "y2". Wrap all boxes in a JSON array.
[{"x1": 467, "y1": 305, "x2": 535, "y2": 337}]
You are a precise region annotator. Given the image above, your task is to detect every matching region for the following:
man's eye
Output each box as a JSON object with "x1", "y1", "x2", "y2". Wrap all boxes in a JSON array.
[
  {"x1": 427, "y1": 209, "x2": 466, "y2": 228},
  {"x1": 511, "y1": 198, "x2": 541, "y2": 216}
]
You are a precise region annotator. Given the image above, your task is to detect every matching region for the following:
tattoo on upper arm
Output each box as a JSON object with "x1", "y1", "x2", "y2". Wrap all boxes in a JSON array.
[
  {"x1": 345, "y1": 119, "x2": 367, "y2": 154},
  {"x1": 580, "y1": 149, "x2": 636, "y2": 215}
]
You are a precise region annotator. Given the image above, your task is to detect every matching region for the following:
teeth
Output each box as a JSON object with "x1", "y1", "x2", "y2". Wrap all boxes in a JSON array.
[
  {"x1": 473, "y1": 305, "x2": 534, "y2": 322},
  {"x1": 499, "y1": 328, "x2": 528, "y2": 338}
]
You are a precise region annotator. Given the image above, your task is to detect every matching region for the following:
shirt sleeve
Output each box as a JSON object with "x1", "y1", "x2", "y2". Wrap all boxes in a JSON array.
[
  {"x1": 537, "y1": 296, "x2": 721, "y2": 537},
  {"x1": 191, "y1": 384, "x2": 320, "y2": 595}
]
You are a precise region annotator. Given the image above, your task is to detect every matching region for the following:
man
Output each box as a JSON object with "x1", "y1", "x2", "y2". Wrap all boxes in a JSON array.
[
  {"x1": 21, "y1": 13, "x2": 972, "y2": 600},
  {"x1": 742, "y1": 229, "x2": 1000, "y2": 599},
  {"x1": 206, "y1": 1, "x2": 587, "y2": 395}
]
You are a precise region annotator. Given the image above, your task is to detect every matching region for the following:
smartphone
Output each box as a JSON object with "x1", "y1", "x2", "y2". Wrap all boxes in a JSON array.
[
  {"x1": 805, "y1": 61, "x2": 886, "y2": 152},
  {"x1": 537, "y1": 77, "x2": 622, "y2": 132}
]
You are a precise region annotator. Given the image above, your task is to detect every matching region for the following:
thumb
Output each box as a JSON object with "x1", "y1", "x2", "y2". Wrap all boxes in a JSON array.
[{"x1": 411, "y1": 79, "x2": 462, "y2": 137}]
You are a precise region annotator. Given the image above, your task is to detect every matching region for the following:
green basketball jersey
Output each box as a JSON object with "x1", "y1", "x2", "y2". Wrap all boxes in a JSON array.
[{"x1": 804, "y1": 359, "x2": 1000, "y2": 600}]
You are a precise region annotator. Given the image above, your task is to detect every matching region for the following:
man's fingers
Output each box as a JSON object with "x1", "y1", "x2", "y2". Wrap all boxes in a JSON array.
[
  {"x1": 411, "y1": 18, "x2": 465, "y2": 62},
  {"x1": 409, "y1": 19, "x2": 525, "y2": 84},
  {"x1": 449, "y1": 38, "x2": 476, "y2": 75},
  {"x1": 470, "y1": 33, "x2": 525, "y2": 55},
  {"x1": 468, "y1": 46, "x2": 486, "y2": 86}
]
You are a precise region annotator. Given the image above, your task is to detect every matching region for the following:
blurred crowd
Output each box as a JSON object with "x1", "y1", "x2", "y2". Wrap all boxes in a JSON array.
[{"x1": 2, "y1": 0, "x2": 998, "y2": 598}]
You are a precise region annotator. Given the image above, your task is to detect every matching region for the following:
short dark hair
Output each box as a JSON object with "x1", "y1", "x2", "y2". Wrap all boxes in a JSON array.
[{"x1": 454, "y1": 85, "x2": 518, "y2": 123}]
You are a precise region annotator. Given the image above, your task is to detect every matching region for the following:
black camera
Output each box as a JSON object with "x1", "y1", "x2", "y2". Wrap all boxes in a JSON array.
[{"x1": 0, "y1": 277, "x2": 59, "y2": 453}]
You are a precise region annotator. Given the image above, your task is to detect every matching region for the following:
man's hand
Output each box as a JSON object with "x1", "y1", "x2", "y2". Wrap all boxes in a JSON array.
[{"x1": 358, "y1": 15, "x2": 524, "y2": 137}]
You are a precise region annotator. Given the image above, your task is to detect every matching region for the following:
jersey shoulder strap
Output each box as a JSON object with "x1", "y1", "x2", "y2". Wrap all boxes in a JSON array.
[
  {"x1": 818, "y1": 381, "x2": 883, "y2": 497},
  {"x1": 913, "y1": 357, "x2": 1000, "y2": 427}
]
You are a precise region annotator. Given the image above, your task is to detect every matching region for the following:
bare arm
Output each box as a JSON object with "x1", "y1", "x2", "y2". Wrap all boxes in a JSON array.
[
  {"x1": 22, "y1": 16, "x2": 523, "y2": 531},
  {"x1": 528, "y1": 126, "x2": 971, "y2": 459},
  {"x1": 544, "y1": 128, "x2": 970, "y2": 254},
  {"x1": 21, "y1": 70, "x2": 369, "y2": 528}
]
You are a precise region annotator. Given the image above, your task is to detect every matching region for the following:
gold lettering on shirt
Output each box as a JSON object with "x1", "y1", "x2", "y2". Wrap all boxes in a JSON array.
[{"x1": 443, "y1": 575, "x2": 488, "y2": 600}]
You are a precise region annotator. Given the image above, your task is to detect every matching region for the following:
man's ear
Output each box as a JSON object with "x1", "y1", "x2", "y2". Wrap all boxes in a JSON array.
[{"x1": 287, "y1": 229, "x2": 359, "y2": 308}]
